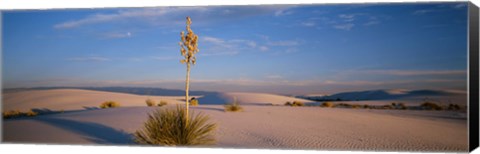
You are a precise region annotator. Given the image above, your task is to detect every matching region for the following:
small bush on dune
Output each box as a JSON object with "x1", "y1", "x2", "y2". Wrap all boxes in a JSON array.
[
  {"x1": 26, "y1": 110, "x2": 38, "y2": 117},
  {"x1": 351, "y1": 104, "x2": 361, "y2": 109},
  {"x1": 190, "y1": 98, "x2": 199, "y2": 106},
  {"x1": 285, "y1": 101, "x2": 304, "y2": 107},
  {"x1": 134, "y1": 106, "x2": 217, "y2": 146},
  {"x1": 3, "y1": 110, "x2": 23, "y2": 119},
  {"x1": 420, "y1": 102, "x2": 443, "y2": 110},
  {"x1": 3, "y1": 110, "x2": 38, "y2": 119},
  {"x1": 158, "y1": 100, "x2": 168, "y2": 107},
  {"x1": 321, "y1": 102, "x2": 334, "y2": 108},
  {"x1": 146, "y1": 99, "x2": 156, "y2": 107},
  {"x1": 224, "y1": 99, "x2": 243, "y2": 112},
  {"x1": 100, "y1": 101, "x2": 120, "y2": 109},
  {"x1": 335, "y1": 103, "x2": 352, "y2": 108},
  {"x1": 398, "y1": 103, "x2": 407, "y2": 110},
  {"x1": 448, "y1": 103, "x2": 461, "y2": 110},
  {"x1": 380, "y1": 104, "x2": 394, "y2": 109}
]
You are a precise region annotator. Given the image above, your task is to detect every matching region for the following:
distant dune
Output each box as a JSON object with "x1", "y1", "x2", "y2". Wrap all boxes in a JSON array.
[
  {"x1": 3, "y1": 89, "x2": 313, "y2": 112},
  {"x1": 3, "y1": 89, "x2": 185, "y2": 111},
  {"x1": 299, "y1": 89, "x2": 467, "y2": 105}
]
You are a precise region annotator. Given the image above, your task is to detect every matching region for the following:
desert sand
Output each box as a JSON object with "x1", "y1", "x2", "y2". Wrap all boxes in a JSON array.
[{"x1": 2, "y1": 89, "x2": 468, "y2": 152}]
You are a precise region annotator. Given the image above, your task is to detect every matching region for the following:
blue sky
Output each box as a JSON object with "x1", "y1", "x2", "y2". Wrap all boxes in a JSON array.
[{"x1": 2, "y1": 2, "x2": 468, "y2": 94}]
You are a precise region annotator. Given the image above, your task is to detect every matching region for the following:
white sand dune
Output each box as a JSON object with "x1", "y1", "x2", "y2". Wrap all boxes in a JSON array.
[
  {"x1": 3, "y1": 89, "x2": 313, "y2": 111},
  {"x1": 2, "y1": 89, "x2": 468, "y2": 152},
  {"x1": 3, "y1": 89, "x2": 185, "y2": 111}
]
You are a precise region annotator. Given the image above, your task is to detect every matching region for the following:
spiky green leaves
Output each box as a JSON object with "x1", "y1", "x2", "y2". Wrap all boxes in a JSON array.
[{"x1": 134, "y1": 106, "x2": 217, "y2": 146}]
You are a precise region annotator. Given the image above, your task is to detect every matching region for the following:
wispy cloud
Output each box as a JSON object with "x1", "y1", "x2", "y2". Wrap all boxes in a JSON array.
[
  {"x1": 412, "y1": 9, "x2": 435, "y2": 15},
  {"x1": 363, "y1": 20, "x2": 380, "y2": 26},
  {"x1": 366, "y1": 70, "x2": 466, "y2": 76},
  {"x1": 54, "y1": 7, "x2": 207, "y2": 29},
  {"x1": 67, "y1": 56, "x2": 111, "y2": 62},
  {"x1": 301, "y1": 21, "x2": 316, "y2": 27},
  {"x1": 453, "y1": 3, "x2": 467, "y2": 9},
  {"x1": 274, "y1": 10, "x2": 294, "y2": 16},
  {"x1": 333, "y1": 23, "x2": 355, "y2": 30},
  {"x1": 100, "y1": 32, "x2": 132, "y2": 39},
  {"x1": 151, "y1": 56, "x2": 177, "y2": 61},
  {"x1": 54, "y1": 6, "x2": 295, "y2": 29}
]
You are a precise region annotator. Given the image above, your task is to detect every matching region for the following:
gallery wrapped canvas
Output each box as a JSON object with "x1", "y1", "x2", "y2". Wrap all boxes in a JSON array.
[{"x1": 1, "y1": 1, "x2": 479, "y2": 153}]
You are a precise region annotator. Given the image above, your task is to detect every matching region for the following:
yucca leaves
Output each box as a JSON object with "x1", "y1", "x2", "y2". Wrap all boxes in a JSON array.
[{"x1": 134, "y1": 106, "x2": 217, "y2": 146}]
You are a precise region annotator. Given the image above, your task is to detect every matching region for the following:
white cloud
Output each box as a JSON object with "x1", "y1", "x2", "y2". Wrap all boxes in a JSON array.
[
  {"x1": 301, "y1": 21, "x2": 316, "y2": 27},
  {"x1": 453, "y1": 3, "x2": 467, "y2": 9},
  {"x1": 274, "y1": 10, "x2": 293, "y2": 16},
  {"x1": 363, "y1": 20, "x2": 380, "y2": 26},
  {"x1": 151, "y1": 56, "x2": 177, "y2": 61},
  {"x1": 100, "y1": 32, "x2": 132, "y2": 39},
  {"x1": 333, "y1": 23, "x2": 354, "y2": 30},
  {"x1": 412, "y1": 9, "x2": 435, "y2": 15},
  {"x1": 366, "y1": 70, "x2": 466, "y2": 76},
  {"x1": 267, "y1": 40, "x2": 299, "y2": 46},
  {"x1": 67, "y1": 56, "x2": 111, "y2": 62},
  {"x1": 54, "y1": 6, "x2": 296, "y2": 29},
  {"x1": 203, "y1": 36, "x2": 225, "y2": 44},
  {"x1": 259, "y1": 46, "x2": 269, "y2": 51}
]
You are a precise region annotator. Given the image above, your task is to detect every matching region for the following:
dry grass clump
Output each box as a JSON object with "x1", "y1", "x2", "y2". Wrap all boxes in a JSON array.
[
  {"x1": 420, "y1": 102, "x2": 443, "y2": 110},
  {"x1": 3, "y1": 110, "x2": 23, "y2": 119},
  {"x1": 285, "y1": 101, "x2": 304, "y2": 107},
  {"x1": 26, "y1": 110, "x2": 38, "y2": 117},
  {"x1": 134, "y1": 106, "x2": 217, "y2": 146},
  {"x1": 321, "y1": 102, "x2": 334, "y2": 108},
  {"x1": 3, "y1": 110, "x2": 38, "y2": 119},
  {"x1": 190, "y1": 98, "x2": 199, "y2": 106},
  {"x1": 224, "y1": 98, "x2": 243, "y2": 112},
  {"x1": 100, "y1": 101, "x2": 120, "y2": 109},
  {"x1": 158, "y1": 100, "x2": 168, "y2": 107},
  {"x1": 146, "y1": 99, "x2": 156, "y2": 107},
  {"x1": 447, "y1": 103, "x2": 461, "y2": 110}
]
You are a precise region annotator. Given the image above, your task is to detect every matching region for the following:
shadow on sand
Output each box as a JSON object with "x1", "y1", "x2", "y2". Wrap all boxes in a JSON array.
[
  {"x1": 34, "y1": 117, "x2": 133, "y2": 144},
  {"x1": 196, "y1": 93, "x2": 231, "y2": 105}
]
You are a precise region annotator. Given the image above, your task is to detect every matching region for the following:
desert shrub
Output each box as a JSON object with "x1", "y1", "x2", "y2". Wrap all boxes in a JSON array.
[
  {"x1": 134, "y1": 106, "x2": 217, "y2": 146},
  {"x1": 3, "y1": 110, "x2": 23, "y2": 119},
  {"x1": 398, "y1": 103, "x2": 407, "y2": 110},
  {"x1": 158, "y1": 100, "x2": 168, "y2": 107},
  {"x1": 420, "y1": 102, "x2": 443, "y2": 110},
  {"x1": 146, "y1": 99, "x2": 156, "y2": 107},
  {"x1": 321, "y1": 102, "x2": 334, "y2": 108},
  {"x1": 380, "y1": 104, "x2": 394, "y2": 109},
  {"x1": 336, "y1": 103, "x2": 352, "y2": 108},
  {"x1": 26, "y1": 110, "x2": 38, "y2": 117},
  {"x1": 363, "y1": 104, "x2": 372, "y2": 109},
  {"x1": 351, "y1": 104, "x2": 361, "y2": 109},
  {"x1": 224, "y1": 100, "x2": 243, "y2": 112},
  {"x1": 285, "y1": 101, "x2": 304, "y2": 106},
  {"x1": 190, "y1": 98, "x2": 199, "y2": 106},
  {"x1": 292, "y1": 101, "x2": 304, "y2": 106},
  {"x1": 100, "y1": 101, "x2": 120, "y2": 109},
  {"x1": 447, "y1": 104, "x2": 461, "y2": 110}
]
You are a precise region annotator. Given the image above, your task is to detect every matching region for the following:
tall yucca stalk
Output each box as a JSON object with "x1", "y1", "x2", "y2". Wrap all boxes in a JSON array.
[{"x1": 179, "y1": 16, "x2": 199, "y2": 124}]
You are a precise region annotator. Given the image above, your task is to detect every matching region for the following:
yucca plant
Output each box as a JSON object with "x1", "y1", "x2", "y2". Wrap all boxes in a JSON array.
[
  {"x1": 100, "y1": 101, "x2": 120, "y2": 108},
  {"x1": 321, "y1": 102, "x2": 334, "y2": 108},
  {"x1": 158, "y1": 100, "x2": 168, "y2": 107},
  {"x1": 134, "y1": 106, "x2": 217, "y2": 146},
  {"x1": 179, "y1": 16, "x2": 200, "y2": 123},
  {"x1": 190, "y1": 99, "x2": 199, "y2": 106},
  {"x1": 224, "y1": 97, "x2": 243, "y2": 112},
  {"x1": 146, "y1": 99, "x2": 156, "y2": 107}
]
